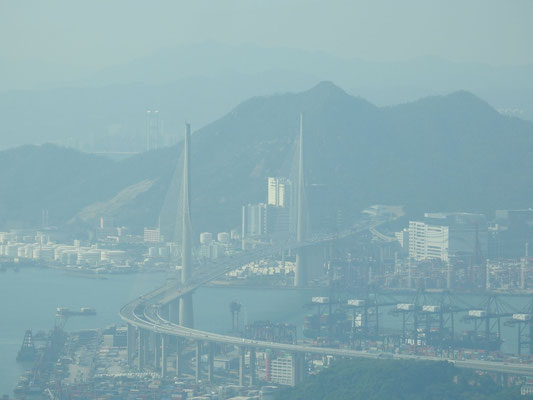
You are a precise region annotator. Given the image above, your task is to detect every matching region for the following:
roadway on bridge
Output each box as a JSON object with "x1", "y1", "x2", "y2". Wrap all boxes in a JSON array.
[{"x1": 120, "y1": 220, "x2": 533, "y2": 378}]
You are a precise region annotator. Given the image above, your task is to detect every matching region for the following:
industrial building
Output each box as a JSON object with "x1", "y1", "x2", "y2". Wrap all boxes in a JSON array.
[
  {"x1": 409, "y1": 212, "x2": 488, "y2": 262},
  {"x1": 266, "y1": 354, "x2": 295, "y2": 386}
]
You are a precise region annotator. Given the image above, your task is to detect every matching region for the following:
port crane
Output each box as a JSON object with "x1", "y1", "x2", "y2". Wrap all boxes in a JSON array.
[
  {"x1": 461, "y1": 294, "x2": 515, "y2": 351},
  {"x1": 505, "y1": 300, "x2": 533, "y2": 356}
]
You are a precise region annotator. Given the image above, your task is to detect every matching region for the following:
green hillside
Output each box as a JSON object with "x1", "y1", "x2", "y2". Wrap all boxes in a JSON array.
[
  {"x1": 0, "y1": 82, "x2": 532, "y2": 235},
  {"x1": 275, "y1": 359, "x2": 527, "y2": 400}
]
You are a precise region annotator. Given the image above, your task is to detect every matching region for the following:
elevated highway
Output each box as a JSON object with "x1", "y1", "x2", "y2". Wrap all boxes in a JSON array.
[{"x1": 120, "y1": 220, "x2": 533, "y2": 385}]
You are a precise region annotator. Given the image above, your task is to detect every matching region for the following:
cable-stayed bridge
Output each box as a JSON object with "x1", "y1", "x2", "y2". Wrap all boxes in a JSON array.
[
  {"x1": 121, "y1": 119, "x2": 533, "y2": 387},
  {"x1": 120, "y1": 225, "x2": 533, "y2": 385}
]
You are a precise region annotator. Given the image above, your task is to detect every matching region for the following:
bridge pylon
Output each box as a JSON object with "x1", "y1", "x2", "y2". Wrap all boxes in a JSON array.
[
  {"x1": 294, "y1": 113, "x2": 307, "y2": 287},
  {"x1": 179, "y1": 123, "x2": 194, "y2": 328}
]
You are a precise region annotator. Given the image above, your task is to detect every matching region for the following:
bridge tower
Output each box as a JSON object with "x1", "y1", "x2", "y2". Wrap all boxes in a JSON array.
[
  {"x1": 521, "y1": 242, "x2": 529, "y2": 290},
  {"x1": 294, "y1": 113, "x2": 307, "y2": 287},
  {"x1": 179, "y1": 123, "x2": 194, "y2": 328}
]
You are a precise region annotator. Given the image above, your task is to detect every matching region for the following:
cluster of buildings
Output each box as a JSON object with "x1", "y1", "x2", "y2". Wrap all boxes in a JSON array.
[
  {"x1": 0, "y1": 213, "x2": 248, "y2": 274},
  {"x1": 242, "y1": 178, "x2": 293, "y2": 247},
  {"x1": 326, "y1": 208, "x2": 532, "y2": 292},
  {"x1": 0, "y1": 231, "x2": 129, "y2": 269},
  {"x1": 145, "y1": 110, "x2": 183, "y2": 152},
  {"x1": 399, "y1": 210, "x2": 533, "y2": 263},
  {"x1": 386, "y1": 209, "x2": 532, "y2": 291},
  {"x1": 225, "y1": 259, "x2": 294, "y2": 282},
  {"x1": 404, "y1": 212, "x2": 488, "y2": 263},
  {"x1": 143, "y1": 227, "x2": 243, "y2": 263},
  {"x1": 58, "y1": 109, "x2": 181, "y2": 155},
  {"x1": 22, "y1": 325, "x2": 314, "y2": 399},
  {"x1": 198, "y1": 231, "x2": 240, "y2": 261}
]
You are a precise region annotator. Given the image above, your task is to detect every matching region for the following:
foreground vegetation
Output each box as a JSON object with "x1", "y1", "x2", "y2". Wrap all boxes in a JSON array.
[{"x1": 275, "y1": 359, "x2": 527, "y2": 400}]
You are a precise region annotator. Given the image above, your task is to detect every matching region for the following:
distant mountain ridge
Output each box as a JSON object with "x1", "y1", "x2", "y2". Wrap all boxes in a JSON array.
[
  {"x1": 0, "y1": 72, "x2": 319, "y2": 150},
  {"x1": 2, "y1": 43, "x2": 533, "y2": 151},
  {"x1": 0, "y1": 82, "x2": 532, "y2": 235}
]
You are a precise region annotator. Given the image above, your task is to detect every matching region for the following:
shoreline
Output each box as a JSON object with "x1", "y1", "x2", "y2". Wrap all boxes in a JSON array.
[
  {"x1": 205, "y1": 280, "x2": 533, "y2": 297},
  {"x1": 4, "y1": 262, "x2": 533, "y2": 297}
]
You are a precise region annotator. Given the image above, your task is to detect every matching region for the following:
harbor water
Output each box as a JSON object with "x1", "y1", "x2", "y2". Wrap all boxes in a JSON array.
[
  {"x1": 0, "y1": 267, "x2": 530, "y2": 396},
  {"x1": 0, "y1": 267, "x2": 312, "y2": 395}
]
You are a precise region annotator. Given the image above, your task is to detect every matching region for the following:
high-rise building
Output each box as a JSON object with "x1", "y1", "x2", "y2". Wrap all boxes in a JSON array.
[
  {"x1": 427, "y1": 212, "x2": 488, "y2": 259},
  {"x1": 99, "y1": 216, "x2": 114, "y2": 229},
  {"x1": 409, "y1": 212, "x2": 488, "y2": 262},
  {"x1": 199, "y1": 232, "x2": 213, "y2": 244},
  {"x1": 198, "y1": 241, "x2": 226, "y2": 260},
  {"x1": 492, "y1": 209, "x2": 533, "y2": 258},
  {"x1": 495, "y1": 209, "x2": 533, "y2": 225},
  {"x1": 96, "y1": 217, "x2": 118, "y2": 240},
  {"x1": 266, "y1": 205, "x2": 290, "y2": 237},
  {"x1": 242, "y1": 203, "x2": 290, "y2": 240},
  {"x1": 143, "y1": 227, "x2": 161, "y2": 243},
  {"x1": 242, "y1": 203, "x2": 268, "y2": 238},
  {"x1": 268, "y1": 177, "x2": 291, "y2": 208},
  {"x1": 146, "y1": 110, "x2": 161, "y2": 151},
  {"x1": 217, "y1": 232, "x2": 230, "y2": 243},
  {"x1": 395, "y1": 228, "x2": 409, "y2": 249},
  {"x1": 267, "y1": 354, "x2": 295, "y2": 386},
  {"x1": 242, "y1": 178, "x2": 293, "y2": 245},
  {"x1": 409, "y1": 221, "x2": 449, "y2": 261}
]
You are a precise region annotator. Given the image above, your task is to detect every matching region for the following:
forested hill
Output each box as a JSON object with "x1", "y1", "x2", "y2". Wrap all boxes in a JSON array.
[
  {"x1": 0, "y1": 82, "x2": 532, "y2": 233},
  {"x1": 275, "y1": 359, "x2": 527, "y2": 400}
]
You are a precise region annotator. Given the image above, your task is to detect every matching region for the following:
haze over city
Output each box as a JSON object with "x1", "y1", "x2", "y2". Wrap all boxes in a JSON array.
[{"x1": 1, "y1": 1, "x2": 533, "y2": 399}]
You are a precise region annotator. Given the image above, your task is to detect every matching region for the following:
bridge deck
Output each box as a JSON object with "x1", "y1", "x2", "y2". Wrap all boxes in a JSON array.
[{"x1": 120, "y1": 219, "x2": 533, "y2": 377}]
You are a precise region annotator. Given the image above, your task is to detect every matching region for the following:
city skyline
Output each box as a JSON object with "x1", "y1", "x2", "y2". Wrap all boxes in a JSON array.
[{"x1": 1, "y1": 2, "x2": 533, "y2": 399}]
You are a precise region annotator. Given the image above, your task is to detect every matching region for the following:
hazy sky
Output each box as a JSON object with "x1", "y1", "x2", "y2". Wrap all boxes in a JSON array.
[{"x1": 1, "y1": 0, "x2": 532, "y2": 86}]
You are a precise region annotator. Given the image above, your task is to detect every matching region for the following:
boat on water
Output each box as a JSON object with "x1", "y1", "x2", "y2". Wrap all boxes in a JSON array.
[
  {"x1": 16, "y1": 330, "x2": 36, "y2": 362},
  {"x1": 80, "y1": 307, "x2": 97, "y2": 315},
  {"x1": 56, "y1": 307, "x2": 96, "y2": 317}
]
